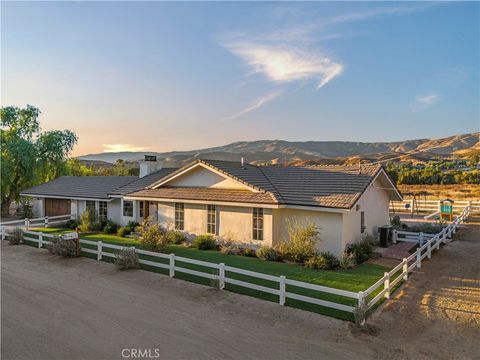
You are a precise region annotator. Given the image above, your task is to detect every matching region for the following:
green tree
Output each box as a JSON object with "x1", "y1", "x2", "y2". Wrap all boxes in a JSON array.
[
  {"x1": 113, "y1": 159, "x2": 130, "y2": 176},
  {"x1": 65, "y1": 158, "x2": 94, "y2": 176},
  {"x1": 0, "y1": 105, "x2": 77, "y2": 214}
]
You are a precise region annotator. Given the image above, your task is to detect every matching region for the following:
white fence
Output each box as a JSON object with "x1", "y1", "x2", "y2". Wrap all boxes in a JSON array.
[
  {"x1": 363, "y1": 206, "x2": 471, "y2": 311},
  {"x1": 0, "y1": 214, "x2": 71, "y2": 230},
  {"x1": 390, "y1": 199, "x2": 480, "y2": 214},
  {"x1": 1, "y1": 206, "x2": 471, "y2": 323},
  {"x1": 1, "y1": 229, "x2": 359, "y2": 316}
]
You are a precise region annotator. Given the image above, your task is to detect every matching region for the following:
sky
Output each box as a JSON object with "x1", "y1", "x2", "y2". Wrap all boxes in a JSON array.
[{"x1": 2, "y1": 1, "x2": 479, "y2": 156}]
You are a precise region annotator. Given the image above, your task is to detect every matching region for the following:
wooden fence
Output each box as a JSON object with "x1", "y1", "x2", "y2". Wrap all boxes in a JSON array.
[
  {"x1": 390, "y1": 199, "x2": 480, "y2": 214},
  {"x1": 0, "y1": 206, "x2": 471, "y2": 324}
]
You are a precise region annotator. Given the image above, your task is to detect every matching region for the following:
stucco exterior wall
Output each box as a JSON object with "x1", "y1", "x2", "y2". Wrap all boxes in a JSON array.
[
  {"x1": 31, "y1": 198, "x2": 44, "y2": 218},
  {"x1": 167, "y1": 165, "x2": 253, "y2": 190},
  {"x1": 341, "y1": 177, "x2": 391, "y2": 250},
  {"x1": 107, "y1": 199, "x2": 122, "y2": 224},
  {"x1": 272, "y1": 208, "x2": 344, "y2": 256}
]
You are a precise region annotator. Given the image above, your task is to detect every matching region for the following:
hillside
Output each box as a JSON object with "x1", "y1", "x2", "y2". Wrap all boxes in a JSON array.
[{"x1": 77, "y1": 132, "x2": 479, "y2": 166}]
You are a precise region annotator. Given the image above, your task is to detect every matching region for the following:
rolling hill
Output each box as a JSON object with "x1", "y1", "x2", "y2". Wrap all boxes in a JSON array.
[{"x1": 77, "y1": 132, "x2": 479, "y2": 167}]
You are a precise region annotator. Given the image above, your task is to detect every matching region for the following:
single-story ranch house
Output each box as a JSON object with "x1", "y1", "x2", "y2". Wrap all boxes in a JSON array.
[{"x1": 20, "y1": 157, "x2": 402, "y2": 256}]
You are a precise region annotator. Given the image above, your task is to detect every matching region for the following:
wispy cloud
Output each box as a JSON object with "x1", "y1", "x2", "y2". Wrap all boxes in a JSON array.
[
  {"x1": 103, "y1": 144, "x2": 150, "y2": 153},
  {"x1": 225, "y1": 90, "x2": 284, "y2": 121},
  {"x1": 224, "y1": 43, "x2": 344, "y2": 89},
  {"x1": 411, "y1": 93, "x2": 440, "y2": 111}
]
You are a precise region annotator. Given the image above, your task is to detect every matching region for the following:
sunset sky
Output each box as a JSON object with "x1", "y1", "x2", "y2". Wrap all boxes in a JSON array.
[{"x1": 2, "y1": 2, "x2": 479, "y2": 156}]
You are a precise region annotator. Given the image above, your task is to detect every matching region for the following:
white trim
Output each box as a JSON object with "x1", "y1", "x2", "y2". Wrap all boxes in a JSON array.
[
  {"x1": 150, "y1": 162, "x2": 260, "y2": 192},
  {"x1": 20, "y1": 194, "x2": 114, "y2": 202},
  {"x1": 372, "y1": 168, "x2": 403, "y2": 201},
  {"x1": 123, "y1": 196, "x2": 279, "y2": 209},
  {"x1": 277, "y1": 204, "x2": 348, "y2": 214}
]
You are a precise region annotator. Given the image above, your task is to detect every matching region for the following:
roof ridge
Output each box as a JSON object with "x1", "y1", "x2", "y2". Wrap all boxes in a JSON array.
[{"x1": 255, "y1": 165, "x2": 283, "y2": 203}]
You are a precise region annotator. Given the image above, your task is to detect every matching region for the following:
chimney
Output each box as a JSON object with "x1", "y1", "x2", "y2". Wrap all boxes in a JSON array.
[
  {"x1": 139, "y1": 155, "x2": 162, "y2": 178},
  {"x1": 241, "y1": 157, "x2": 245, "y2": 169}
]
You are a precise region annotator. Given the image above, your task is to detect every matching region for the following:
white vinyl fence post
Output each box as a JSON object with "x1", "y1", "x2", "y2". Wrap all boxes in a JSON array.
[
  {"x1": 419, "y1": 232, "x2": 424, "y2": 246},
  {"x1": 279, "y1": 276, "x2": 286, "y2": 306},
  {"x1": 427, "y1": 239, "x2": 432, "y2": 259},
  {"x1": 402, "y1": 258, "x2": 408, "y2": 280},
  {"x1": 392, "y1": 229, "x2": 397, "y2": 244},
  {"x1": 358, "y1": 291, "x2": 366, "y2": 326},
  {"x1": 25, "y1": 218, "x2": 29, "y2": 230},
  {"x1": 1, "y1": 227, "x2": 5, "y2": 241},
  {"x1": 384, "y1": 272, "x2": 390, "y2": 299},
  {"x1": 97, "y1": 241, "x2": 102, "y2": 261},
  {"x1": 416, "y1": 247, "x2": 421, "y2": 268},
  {"x1": 45, "y1": 216, "x2": 49, "y2": 228},
  {"x1": 169, "y1": 253, "x2": 175, "y2": 277},
  {"x1": 218, "y1": 263, "x2": 225, "y2": 290},
  {"x1": 38, "y1": 233, "x2": 43, "y2": 248}
]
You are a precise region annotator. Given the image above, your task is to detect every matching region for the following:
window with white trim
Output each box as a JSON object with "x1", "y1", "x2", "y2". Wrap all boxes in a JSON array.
[
  {"x1": 86, "y1": 200, "x2": 96, "y2": 213},
  {"x1": 99, "y1": 201, "x2": 108, "y2": 220},
  {"x1": 175, "y1": 203, "x2": 184, "y2": 230},
  {"x1": 252, "y1": 208, "x2": 264, "y2": 241},
  {"x1": 207, "y1": 205, "x2": 216, "y2": 234},
  {"x1": 123, "y1": 200, "x2": 133, "y2": 217}
]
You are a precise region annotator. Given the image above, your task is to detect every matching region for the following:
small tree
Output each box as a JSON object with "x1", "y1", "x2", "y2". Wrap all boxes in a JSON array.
[
  {"x1": 77, "y1": 208, "x2": 101, "y2": 232},
  {"x1": 280, "y1": 218, "x2": 320, "y2": 263},
  {"x1": 8, "y1": 227, "x2": 23, "y2": 245}
]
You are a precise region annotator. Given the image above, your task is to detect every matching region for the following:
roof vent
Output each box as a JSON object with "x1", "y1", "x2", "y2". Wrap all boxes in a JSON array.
[{"x1": 241, "y1": 157, "x2": 245, "y2": 169}]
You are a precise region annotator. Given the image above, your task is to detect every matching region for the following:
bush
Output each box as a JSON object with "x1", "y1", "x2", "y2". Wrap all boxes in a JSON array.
[
  {"x1": 243, "y1": 248, "x2": 257, "y2": 257},
  {"x1": 220, "y1": 243, "x2": 241, "y2": 255},
  {"x1": 78, "y1": 209, "x2": 102, "y2": 232},
  {"x1": 304, "y1": 255, "x2": 328, "y2": 269},
  {"x1": 280, "y1": 220, "x2": 320, "y2": 263},
  {"x1": 319, "y1": 252, "x2": 340, "y2": 269},
  {"x1": 65, "y1": 219, "x2": 80, "y2": 230},
  {"x1": 102, "y1": 219, "x2": 118, "y2": 234},
  {"x1": 256, "y1": 246, "x2": 279, "y2": 261},
  {"x1": 137, "y1": 219, "x2": 168, "y2": 251},
  {"x1": 192, "y1": 235, "x2": 216, "y2": 250},
  {"x1": 47, "y1": 236, "x2": 79, "y2": 257},
  {"x1": 346, "y1": 234, "x2": 375, "y2": 264},
  {"x1": 126, "y1": 221, "x2": 140, "y2": 232},
  {"x1": 19, "y1": 201, "x2": 34, "y2": 219},
  {"x1": 339, "y1": 252, "x2": 356, "y2": 269},
  {"x1": 117, "y1": 226, "x2": 131, "y2": 237},
  {"x1": 8, "y1": 227, "x2": 23, "y2": 245},
  {"x1": 407, "y1": 223, "x2": 444, "y2": 234},
  {"x1": 114, "y1": 248, "x2": 139, "y2": 270},
  {"x1": 168, "y1": 230, "x2": 186, "y2": 245}
]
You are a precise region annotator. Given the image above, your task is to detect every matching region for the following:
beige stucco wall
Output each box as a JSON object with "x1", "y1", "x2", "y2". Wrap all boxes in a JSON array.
[
  {"x1": 167, "y1": 165, "x2": 253, "y2": 190},
  {"x1": 341, "y1": 177, "x2": 391, "y2": 251},
  {"x1": 272, "y1": 208, "x2": 344, "y2": 256}
]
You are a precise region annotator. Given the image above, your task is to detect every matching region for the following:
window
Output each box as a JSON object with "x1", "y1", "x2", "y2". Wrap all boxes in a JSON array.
[
  {"x1": 139, "y1": 201, "x2": 144, "y2": 218},
  {"x1": 175, "y1": 203, "x2": 184, "y2": 230},
  {"x1": 99, "y1": 201, "x2": 108, "y2": 220},
  {"x1": 207, "y1": 205, "x2": 216, "y2": 234},
  {"x1": 86, "y1": 201, "x2": 96, "y2": 213},
  {"x1": 361, "y1": 211, "x2": 366, "y2": 233},
  {"x1": 123, "y1": 200, "x2": 133, "y2": 217},
  {"x1": 252, "y1": 208, "x2": 264, "y2": 241}
]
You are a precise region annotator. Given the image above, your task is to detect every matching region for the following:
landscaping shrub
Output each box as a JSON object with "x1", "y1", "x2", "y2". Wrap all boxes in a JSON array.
[
  {"x1": 168, "y1": 230, "x2": 186, "y2": 245},
  {"x1": 407, "y1": 223, "x2": 444, "y2": 234},
  {"x1": 280, "y1": 219, "x2": 320, "y2": 263},
  {"x1": 304, "y1": 255, "x2": 327, "y2": 269},
  {"x1": 8, "y1": 227, "x2": 23, "y2": 245},
  {"x1": 65, "y1": 219, "x2": 80, "y2": 230},
  {"x1": 192, "y1": 234, "x2": 216, "y2": 250},
  {"x1": 19, "y1": 200, "x2": 33, "y2": 219},
  {"x1": 137, "y1": 219, "x2": 169, "y2": 251},
  {"x1": 78, "y1": 208, "x2": 102, "y2": 232},
  {"x1": 353, "y1": 301, "x2": 368, "y2": 327},
  {"x1": 339, "y1": 252, "x2": 356, "y2": 269},
  {"x1": 220, "y1": 243, "x2": 241, "y2": 255},
  {"x1": 126, "y1": 221, "x2": 140, "y2": 232},
  {"x1": 243, "y1": 248, "x2": 257, "y2": 257},
  {"x1": 319, "y1": 252, "x2": 340, "y2": 270},
  {"x1": 117, "y1": 226, "x2": 130, "y2": 237},
  {"x1": 102, "y1": 219, "x2": 118, "y2": 234},
  {"x1": 47, "y1": 236, "x2": 79, "y2": 257},
  {"x1": 114, "y1": 248, "x2": 139, "y2": 270},
  {"x1": 346, "y1": 234, "x2": 375, "y2": 264},
  {"x1": 256, "y1": 246, "x2": 279, "y2": 262}
]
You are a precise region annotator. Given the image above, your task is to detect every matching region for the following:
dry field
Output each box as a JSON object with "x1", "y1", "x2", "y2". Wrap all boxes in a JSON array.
[{"x1": 398, "y1": 184, "x2": 480, "y2": 200}]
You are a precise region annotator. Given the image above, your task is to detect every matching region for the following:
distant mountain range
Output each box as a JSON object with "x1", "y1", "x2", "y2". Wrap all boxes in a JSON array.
[{"x1": 77, "y1": 132, "x2": 479, "y2": 167}]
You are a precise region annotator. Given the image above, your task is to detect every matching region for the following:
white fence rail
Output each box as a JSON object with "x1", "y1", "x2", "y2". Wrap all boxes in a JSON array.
[
  {"x1": 1, "y1": 228, "x2": 358, "y2": 316},
  {"x1": 1, "y1": 206, "x2": 471, "y2": 323},
  {"x1": 364, "y1": 206, "x2": 471, "y2": 312},
  {"x1": 0, "y1": 214, "x2": 71, "y2": 230},
  {"x1": 390, "y1": 199, "x2": 480, "y2": 214}
]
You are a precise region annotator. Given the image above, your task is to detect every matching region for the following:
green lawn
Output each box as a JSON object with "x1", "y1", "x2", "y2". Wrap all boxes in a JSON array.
[{"x1": 29, "y1": 229, "x2": 391, "y2": 321}]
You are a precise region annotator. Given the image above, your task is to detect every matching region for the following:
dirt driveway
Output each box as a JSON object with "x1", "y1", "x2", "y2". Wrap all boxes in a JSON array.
[{"x1": 2, "y1": 224, "x2": 479, "y2": 360}]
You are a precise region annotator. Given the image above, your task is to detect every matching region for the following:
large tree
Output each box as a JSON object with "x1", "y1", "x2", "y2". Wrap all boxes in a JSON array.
[{"x1": 1, "y1": 105, "x2": 77, "y2": 214}]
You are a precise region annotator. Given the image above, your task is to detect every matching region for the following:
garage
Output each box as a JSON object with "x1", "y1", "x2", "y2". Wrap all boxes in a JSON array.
[{"x1": 44, "y1": 198, "x2": 71, "y2": 217}]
